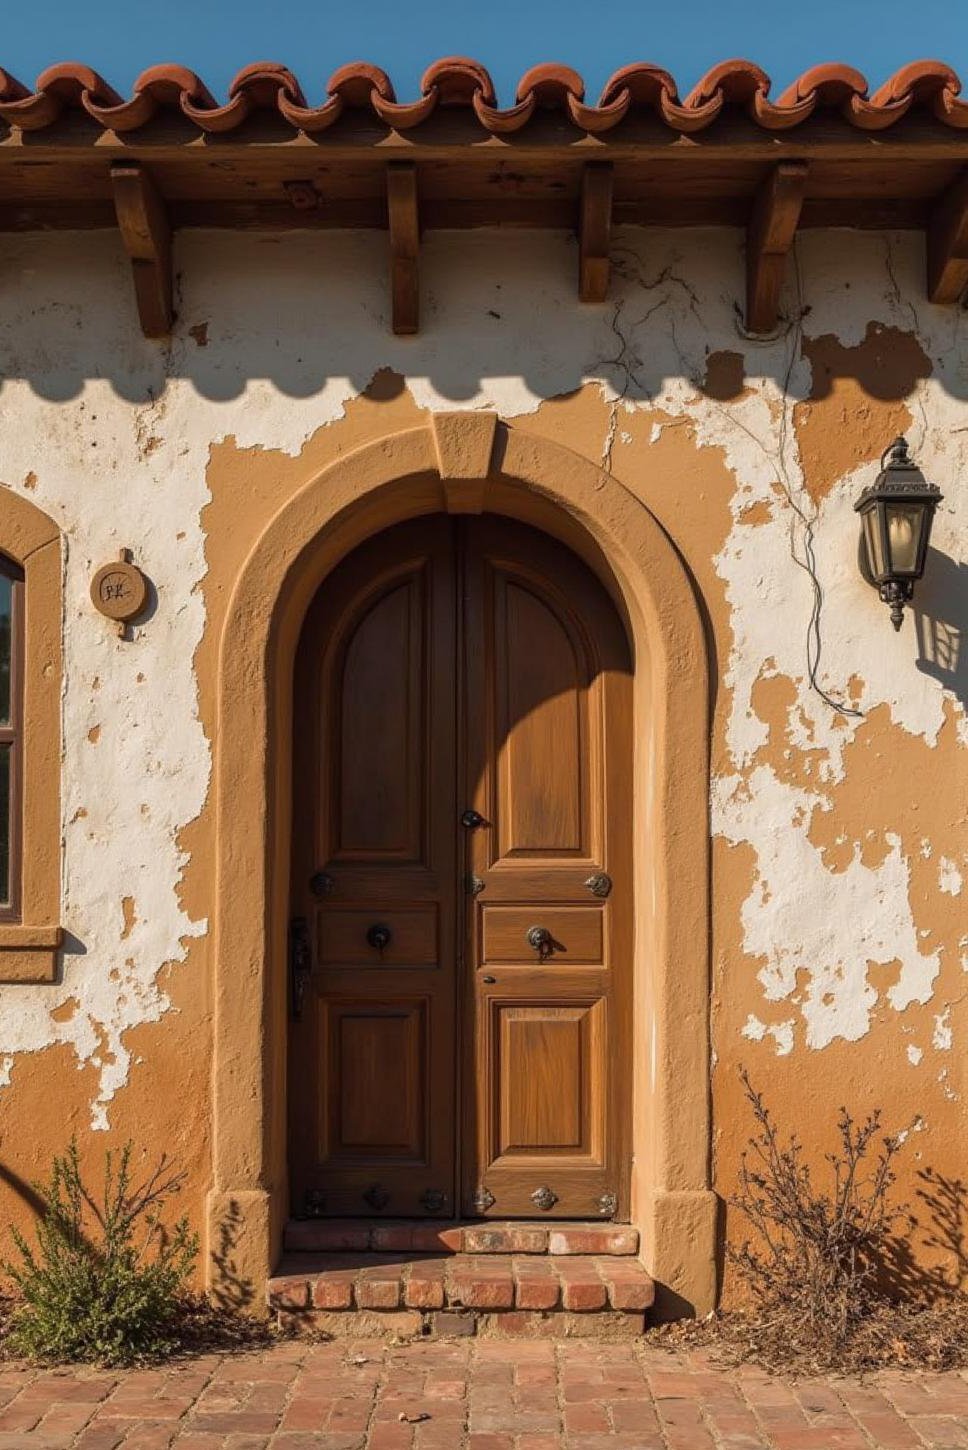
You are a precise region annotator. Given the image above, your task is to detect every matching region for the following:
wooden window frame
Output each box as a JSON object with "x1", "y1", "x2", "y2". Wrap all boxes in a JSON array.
[
  {"x1": 0, "y1": 492, "x2": 63, "y2": 982},
  {"x1": 0, "y1": 559, "x2": 24, "y2": 922}
]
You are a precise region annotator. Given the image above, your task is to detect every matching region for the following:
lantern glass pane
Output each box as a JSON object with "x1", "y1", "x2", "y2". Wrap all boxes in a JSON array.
[
  {"x1": 862, "y1": 509, "x2": 886, "y2": 579},
  {"x1": 886, "y1": 503, "x2": 922, "y2": 575}
]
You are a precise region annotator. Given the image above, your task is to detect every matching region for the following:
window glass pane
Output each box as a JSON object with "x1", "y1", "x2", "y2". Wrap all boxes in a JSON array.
[
  {"x1": 0, "y1": 575, "x2": 11, "y2": 726},
  {"x1": 0, "y1": 745, "x2": 10, "y2": 906}
]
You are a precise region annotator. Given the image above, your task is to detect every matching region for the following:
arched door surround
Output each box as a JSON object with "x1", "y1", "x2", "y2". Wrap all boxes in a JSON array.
[{"x1": 208, "y1": 414, "x2": 714, "y2": 1318}]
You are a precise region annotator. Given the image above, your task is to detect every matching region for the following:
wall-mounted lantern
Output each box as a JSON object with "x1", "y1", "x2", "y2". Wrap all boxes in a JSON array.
[{"x1": 855, "y1": 437, "x2": 943, "y2": 631}]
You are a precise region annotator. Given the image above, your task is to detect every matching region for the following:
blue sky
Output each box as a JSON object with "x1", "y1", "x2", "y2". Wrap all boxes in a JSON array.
[{"x1": 3, "y1": 0, "x2": 967, "y2": 104}]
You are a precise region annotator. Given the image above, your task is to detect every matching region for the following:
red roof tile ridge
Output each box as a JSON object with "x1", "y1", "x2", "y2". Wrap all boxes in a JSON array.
[{"x1": 1, "y1": 56, "x2": 967, "y2": 134}]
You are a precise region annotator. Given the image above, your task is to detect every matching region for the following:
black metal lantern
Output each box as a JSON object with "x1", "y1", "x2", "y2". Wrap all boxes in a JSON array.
[{"x1": 854, "y1": 437, "x2": 943, "y2": 631}]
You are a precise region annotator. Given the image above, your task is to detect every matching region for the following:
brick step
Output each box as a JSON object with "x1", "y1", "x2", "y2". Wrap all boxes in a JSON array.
[
  {"x1": 283, "y1": 1218, "x2": 638, "y2": 1256},
  {"x1": 269, "y1": 1253, "x2": 654, "y2": 1341}
]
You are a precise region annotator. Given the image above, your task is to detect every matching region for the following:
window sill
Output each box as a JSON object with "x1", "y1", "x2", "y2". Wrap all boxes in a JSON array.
[{"x1": 0, "y1": 925, "x2": 64, "y2": 983}]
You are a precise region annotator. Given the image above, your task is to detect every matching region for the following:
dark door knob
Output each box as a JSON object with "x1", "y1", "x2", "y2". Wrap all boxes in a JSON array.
[
  {"x1": 366, "y1": 924, "x2": 392, "y2": 952},
  {"x1": 461, "y1": 809, "x2": 485, "y2": 829},
  {"x1": 526, "y1": 925, "x2": 553, "y2": 958}
]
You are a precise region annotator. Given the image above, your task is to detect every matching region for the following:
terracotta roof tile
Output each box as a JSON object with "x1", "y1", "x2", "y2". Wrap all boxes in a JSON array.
[{"x1": 0, "y1": 56, "x2": 966, "y2": 135}]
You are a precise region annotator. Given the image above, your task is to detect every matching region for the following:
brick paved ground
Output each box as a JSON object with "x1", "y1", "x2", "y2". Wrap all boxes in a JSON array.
[{"x1": 0, "y1": 1337, "x2": 965, "y2": 1448}]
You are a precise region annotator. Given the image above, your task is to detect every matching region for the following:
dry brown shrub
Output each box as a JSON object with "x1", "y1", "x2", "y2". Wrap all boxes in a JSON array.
[{"x1": 649, "y1": 1071, "x2": 968, "y2": 1375}]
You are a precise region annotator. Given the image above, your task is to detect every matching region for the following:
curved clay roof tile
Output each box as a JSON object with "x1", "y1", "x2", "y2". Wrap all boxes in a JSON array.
[
  {"x1": 869, "y1": 59, "x2": 960, "y2": 104},
  {"x1": 516, "y1": 63, "x2": 584, "y2": 107},
  {"x1": 0, "y1": 67, "x2": 59, "y2": 129},
  {"x1": 567, "y1": 89, "x2": 631, "y2": 133},
  {"x1": 752, "y1": 94, "x2": 818, "y2": 128},
  {"x1": 370, "y1": 90, "x2": 439, "y2": 127},
  {"x1": 598, "y1": 63, "x2": 678, "y2": 108},
  {"x1": 326, "y1": 63, "x2": 395, "y2": 107},
  {"x1": 36, "y1": 62, "x2": 122, "y2": 107},
  {"x1": 422, "y1": 57, "x2": 495, "y2": 107},
  {"x1": 471, "y1": 91, "x2": 537, "y2": 134},
  {"x1": 775, "y1": 62, "x2": 868, "y2": 108},
  {"x1": 659, "y1": 92, "x2": 724, "y2": 132},
  {"x1": 230, "y1": 61, "x2": 305, "y2": 107},
  {"x1": 276, "y1": 94, "x2": 344, "y2": 132},
  {"x1": 684, "y1": 59, "x2": 770, "y2": 108}
]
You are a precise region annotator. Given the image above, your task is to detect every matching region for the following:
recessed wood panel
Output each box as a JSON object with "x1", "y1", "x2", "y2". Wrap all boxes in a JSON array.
[
  {"x1": 482, "y1": 906, "x2": 604, "y2": 964},
  {"x1": 326, "y1": 1001, "x2": 426, "y2": 1160},
  {"x1": 337, "y1": 575, "x2": 423, "y2": 861},
  {"x1": 495, "y1": 1002, "x2": 602, "y2": 1157},
  {"x1": 499, "y1": 581, "x2": 585, "y2": 857},
  {"x1": 317, "y1": 905, "x2": 438, "y2": 967}
]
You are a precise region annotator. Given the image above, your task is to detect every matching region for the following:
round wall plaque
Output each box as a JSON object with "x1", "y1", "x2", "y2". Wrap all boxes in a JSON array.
[{"x1": 90, "y1": 553, "x2": 148, "y2": 628}]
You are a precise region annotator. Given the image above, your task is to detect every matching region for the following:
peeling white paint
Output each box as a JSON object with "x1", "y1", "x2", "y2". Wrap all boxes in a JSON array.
[
  {"x1": 742, "y1": 1014, "x2": 795, "y2": 1056},
  {"x1": 938, "y1": 857, "x2": 963, "y2": 896},
  {"x1": 933, "y1": 1008, "x2": 953, "y2": 1051},
  {"x1": 907, "y1": 1045, "x2": 923, "y2": 1066}
]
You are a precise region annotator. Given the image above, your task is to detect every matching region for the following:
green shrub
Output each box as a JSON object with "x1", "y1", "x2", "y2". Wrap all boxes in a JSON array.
[{"x1": 4, "y1": 1138, "x2": 198, "y2": 1365}]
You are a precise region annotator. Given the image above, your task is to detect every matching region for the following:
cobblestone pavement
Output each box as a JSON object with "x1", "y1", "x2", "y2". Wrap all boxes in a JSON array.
[{"x1": 0, "y1": 1337, "x2": 965, "y2": 1448}]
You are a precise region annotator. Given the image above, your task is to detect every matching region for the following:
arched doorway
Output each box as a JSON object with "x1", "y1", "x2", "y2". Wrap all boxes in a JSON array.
[
  {"x1": 288, "y1": 515, "x2": 633, "y2": 1223},
  {"x1": 208, "y1": 415, "x2": 715, "y2": 1316}
]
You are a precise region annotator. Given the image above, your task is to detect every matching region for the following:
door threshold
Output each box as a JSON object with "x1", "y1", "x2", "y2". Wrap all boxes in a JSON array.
[{"x1": 284, "y1": 1218, "x2": 638, "y2": 1256}]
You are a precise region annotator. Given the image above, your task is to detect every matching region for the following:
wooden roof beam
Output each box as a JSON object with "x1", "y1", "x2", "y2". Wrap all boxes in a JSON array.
[
  {"x1": 387, "y1": 161, "x2": 419, "y2": 335},
  {"x1": 927, "y1": 167, "x2": 968, "y2": 303},
  {"x1": 110, "y1": 162, "x2": 172, "y2": 338},
  {"x1": 746, "y1": 161, "x2": 808, "y2": 333},
  {"x1": 579, "y1": 162, "x2": 613, "y2": 303}
]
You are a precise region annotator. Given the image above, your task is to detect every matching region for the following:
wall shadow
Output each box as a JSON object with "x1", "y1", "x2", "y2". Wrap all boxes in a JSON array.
[
  {"x1": 880, "y1": 1168, "x2": 968, "y2": 1299},
  {"x1": 914, "y1": 550, "x2": 968, "y2": 712},
  {"x1": 3, "y1": 230, "x2": 968, "y2": 405}
]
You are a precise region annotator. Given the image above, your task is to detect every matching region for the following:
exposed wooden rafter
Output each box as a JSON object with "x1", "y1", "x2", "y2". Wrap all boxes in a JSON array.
[
  {"x1": 0, "y1": 123, "x2": 965, "y2": 327},
  {"x1": 579, "y1": 162, "x2": 614, "y2": 303},
  {"x1": 927, "y1": 166, "x2": 968, "y2": 303},
  {"x1": 387, "y1": 161, "x2": 419, "y2": 335},
  {"x1": 110, "y1": 162, "x2": 172, "y2": 338},
  {"x1": 746, "y1": 162, "x2": 808, "y2": 333}
]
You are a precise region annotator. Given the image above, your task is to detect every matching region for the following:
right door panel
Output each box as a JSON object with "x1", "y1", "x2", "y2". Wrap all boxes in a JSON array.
[{"x1": 461, "y1": 518, "x2": 633, "y2": 1219}]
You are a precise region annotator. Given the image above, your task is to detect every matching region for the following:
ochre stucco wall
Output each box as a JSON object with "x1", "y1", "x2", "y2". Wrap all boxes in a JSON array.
[{"x1": 0, "y1": 225, "x2": 963, "y2": 1301}]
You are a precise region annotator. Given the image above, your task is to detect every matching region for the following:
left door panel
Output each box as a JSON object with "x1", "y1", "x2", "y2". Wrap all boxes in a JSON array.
[{"x1": 289, "y1": 518, "x2": 458, "y2": 1219}]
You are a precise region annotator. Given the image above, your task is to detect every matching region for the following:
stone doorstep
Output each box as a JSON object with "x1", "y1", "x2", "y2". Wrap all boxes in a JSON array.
[
  {"x1": 268, "y1": 1252, "x2": 655, "y2": 1324},
  {"x1": 277, "y1": 1306, "x2": 648, "y2": 1340},
  {"x1": 283, "y1": 1218, "x2": 639, "y2": 1256}
]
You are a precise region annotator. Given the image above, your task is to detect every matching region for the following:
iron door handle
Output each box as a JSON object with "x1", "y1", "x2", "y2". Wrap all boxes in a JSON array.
[
  {"x1": 366, "y1": 923, "x2": 392, "y2": 953},
  {"x1": 526, "y1": 925, "x2": 554, "y2": 959}
]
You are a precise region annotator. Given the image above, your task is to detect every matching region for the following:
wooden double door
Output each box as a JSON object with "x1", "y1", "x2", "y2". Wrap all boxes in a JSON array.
[{"x1": 289, "y1": 515, "x2": 632, "y2": 1221}]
